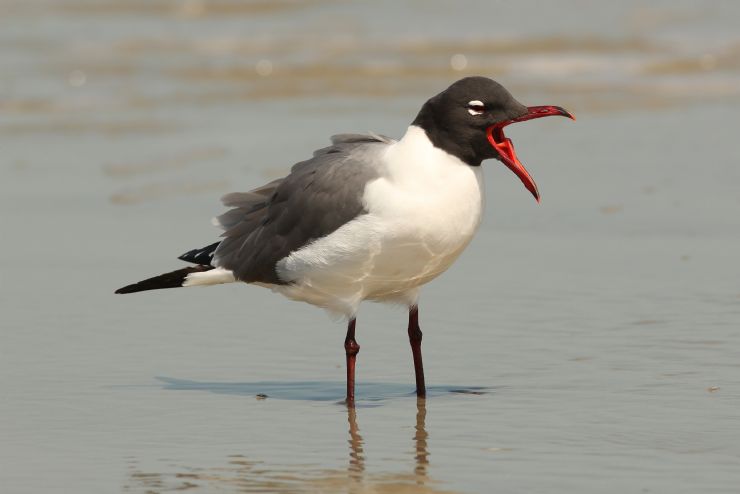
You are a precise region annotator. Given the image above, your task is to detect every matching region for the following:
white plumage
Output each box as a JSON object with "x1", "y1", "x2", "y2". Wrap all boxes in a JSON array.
[{"x1": 186, "y1": 126, "x2": 484, "y2": 318}]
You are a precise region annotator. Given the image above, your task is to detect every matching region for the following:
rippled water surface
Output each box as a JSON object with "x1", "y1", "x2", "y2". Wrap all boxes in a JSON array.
[{"x1": 2, "y1": 1, "x2": 740, "y2": 493}]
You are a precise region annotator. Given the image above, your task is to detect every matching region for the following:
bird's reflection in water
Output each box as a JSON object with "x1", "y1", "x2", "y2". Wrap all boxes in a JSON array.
[
  {"x1": 413, "y1": 398, "x2": 429, "y2": 482},
  {"x1": 345, "y1": 398, "x2": 431, "y2": 492},
  {"x1": 347, "y1": 405, "x2": 365, "y2": 482},
  {"x1": 125, "y1": 399, "x2": 457, "y2": 493}
]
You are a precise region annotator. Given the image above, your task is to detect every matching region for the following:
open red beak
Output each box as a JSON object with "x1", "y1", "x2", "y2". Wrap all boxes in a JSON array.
[{"x1": 486, "y1": 106, "x2": 575, "y2": 202}]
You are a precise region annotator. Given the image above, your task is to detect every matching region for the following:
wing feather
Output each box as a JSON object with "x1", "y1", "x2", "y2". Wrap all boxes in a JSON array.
[{"x1": 211, "y1": 134, "x2": 392, "y2": 284}]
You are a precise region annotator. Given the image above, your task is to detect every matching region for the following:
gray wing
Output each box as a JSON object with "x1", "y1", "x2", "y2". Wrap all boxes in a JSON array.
[{"x1": 212, "y1": 133, "x2": 393, "y2": 285}]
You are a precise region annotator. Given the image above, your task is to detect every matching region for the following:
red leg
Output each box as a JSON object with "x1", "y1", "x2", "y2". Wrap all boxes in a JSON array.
[
  {"x1": 344, "y1": 318, "x2": 360, "y2": 405},
  {"x1": 408, "y1": 306, "x2": 426, "y2": 397}
]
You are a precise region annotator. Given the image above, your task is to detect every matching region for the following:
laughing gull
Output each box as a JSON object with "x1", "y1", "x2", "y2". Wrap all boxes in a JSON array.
[{"x1": 116, "y1": 76, "x2": 574, "y2": 404}]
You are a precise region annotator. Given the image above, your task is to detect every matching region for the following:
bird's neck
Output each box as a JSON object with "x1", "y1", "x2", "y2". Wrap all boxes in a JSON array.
[
  {"x1": 411, "y1": 103, "x2": 482, "y2": 166},
  {"x1": 385, "y1": 126, "x2": 473, "y2": 186}
]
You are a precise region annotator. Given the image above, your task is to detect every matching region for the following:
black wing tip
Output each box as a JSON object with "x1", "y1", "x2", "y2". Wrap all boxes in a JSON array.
[
  {"x1": 177, "y1": 249, "x2": 198, "y2": 263},
  {"x1": 114, "y1": 280, "x2": 166, "y2": 295},
  {"x1": 115, "y1": 284, "x2": 143, "y2": 294},
  {"x1": 178, "y1": 241, "x2": 220, "y2": 265},
  {"x1": 114, "y1": 266, "x2": 213, "y2": 295}
]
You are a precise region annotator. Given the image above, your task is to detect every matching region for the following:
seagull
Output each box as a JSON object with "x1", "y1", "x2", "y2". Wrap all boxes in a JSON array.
[{"x1": 116, "y1": 76, "x2": 574, "y2": 404}]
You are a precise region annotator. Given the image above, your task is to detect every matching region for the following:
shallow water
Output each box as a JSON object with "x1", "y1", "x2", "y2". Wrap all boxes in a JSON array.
[{"x1": 2, "y1": 1, "x2": 740, "y2": 493}]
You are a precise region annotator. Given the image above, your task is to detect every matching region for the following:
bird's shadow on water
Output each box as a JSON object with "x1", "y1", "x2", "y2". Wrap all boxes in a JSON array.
[{"x1": 156, "y1": 376, "x2": 490, "y2": 404}]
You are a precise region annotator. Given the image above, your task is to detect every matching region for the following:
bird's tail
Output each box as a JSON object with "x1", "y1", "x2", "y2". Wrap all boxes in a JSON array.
[{"x1": 115, "y1": 266, "x2": 216, "y2": 294}]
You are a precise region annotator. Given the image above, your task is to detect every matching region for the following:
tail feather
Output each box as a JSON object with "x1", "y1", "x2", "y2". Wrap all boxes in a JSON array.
[{"x1": 115, "y1": 266, "x2": 214, "y2": 294}]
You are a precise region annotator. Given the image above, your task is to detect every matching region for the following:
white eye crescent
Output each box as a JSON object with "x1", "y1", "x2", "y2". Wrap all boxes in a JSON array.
[{"x1": 467, "y1": 100, "x2": 485, "y2": 116}]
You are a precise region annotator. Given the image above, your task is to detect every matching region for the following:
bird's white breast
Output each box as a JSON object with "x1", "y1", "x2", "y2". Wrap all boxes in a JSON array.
[{"x1": 275, "y1": 126, "x2": 484, "y2": 316}]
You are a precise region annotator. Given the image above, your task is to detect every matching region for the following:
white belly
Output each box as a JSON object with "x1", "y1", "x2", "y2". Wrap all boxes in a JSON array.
[{"x1": 273, "y1": 126, "x2": 485, "y2": 317}]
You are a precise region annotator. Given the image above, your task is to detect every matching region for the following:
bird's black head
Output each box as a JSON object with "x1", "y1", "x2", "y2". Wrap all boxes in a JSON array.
[{"x1": 412, "y1": 76, "x2": 574, "y2": 201}]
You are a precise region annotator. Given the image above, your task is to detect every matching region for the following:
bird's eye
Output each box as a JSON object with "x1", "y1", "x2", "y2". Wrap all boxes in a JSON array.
[{"x1": 467, "y1": 100, "x2": 485, "y2": 116}]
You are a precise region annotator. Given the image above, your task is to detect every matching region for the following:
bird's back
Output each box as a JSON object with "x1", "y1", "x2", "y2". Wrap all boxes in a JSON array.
[
  {"x1": 272, "y1": 126, "x2": 485, "y2": 316},
  {"x1": 211, "y1": 134, "x2": 393, "y2": 285}
]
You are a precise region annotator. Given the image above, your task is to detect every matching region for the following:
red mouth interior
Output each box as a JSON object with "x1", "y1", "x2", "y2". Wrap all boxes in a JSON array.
[
  {"x1": 486, "y1": 105, "x2": 575, "y2": 203},
  {"x1": 486, "y1": 124, "x2": 540, "y2": 202}
]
